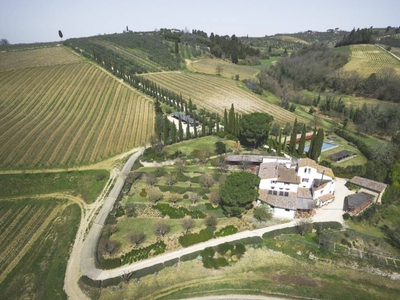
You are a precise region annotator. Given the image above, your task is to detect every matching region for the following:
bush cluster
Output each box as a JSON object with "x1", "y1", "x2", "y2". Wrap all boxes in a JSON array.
[
  {"x1": 121, "y1": 241, "x2": 166, "y2": 265},
  {"x1": 153, "y1": 203, "x2": 205, "y2": 219},
  {"x1": 179, "y1": 227, "x2": 214, "y2": 247},
  {"x1": 214, "y1": 225, "x2": 238, "y2": 237}
]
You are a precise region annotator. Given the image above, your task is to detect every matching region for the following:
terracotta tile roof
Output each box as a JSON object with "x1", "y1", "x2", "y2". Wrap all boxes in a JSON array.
[
  {"x1": 258, "y1": 162, "x2": 278, "y2": 179},
  {"x1": 313, "y1": 180, "x2": 329, "y2": 191},
  {"x1": 258, "y1": 189, "x2": 316, "y2": 210},
  {"x1": 276, "y1": 165, "x2": 299, "y2": 184},
  {"x1": 318, "y1": 193, "x2": 335, "y2": 203},
  {"x1": 317, "y1": 166, "x2": 335, "y2": 180},
  {"x1": 298, "y1": 158, "x2": 318, "y2": 168},
  {"x1": 350, "y1": 176, "x2": 387, "y2": 193},
  {"x1": 297, "y1": 187, "x2": 313, "y2": 199}
]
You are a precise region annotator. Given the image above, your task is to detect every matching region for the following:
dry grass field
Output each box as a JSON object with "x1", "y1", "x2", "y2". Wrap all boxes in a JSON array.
[
  {"x1": 187, "y1": 58, "x2": 259, "y2": 79},
  {"x1": 343, "y1": 44, "x2": 400, "y2": 77},
  {"x1": 0, "y1": 47, "x2": 154, "y2": 169},
  {"x1": 142, "y1": 72, "x2": 303, "y2": 125}
]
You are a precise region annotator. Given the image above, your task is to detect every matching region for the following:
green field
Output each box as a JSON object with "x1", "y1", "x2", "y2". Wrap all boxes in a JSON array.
[
  {"x1": 188, "y1": 58, "x2": 259, "y2": 79},
  {"x1": 0, "y1": 199, "x2": 80, "y2": 300},
  {"x1": 0, "y1": 170, "x2": 109, "y2": 203},
  {"x1": 0, "y1": 47, "x2": 154, "y2": 169}
]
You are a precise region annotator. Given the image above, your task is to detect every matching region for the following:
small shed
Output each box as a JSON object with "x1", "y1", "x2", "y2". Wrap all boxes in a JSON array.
[
  {"x1": 344, "y1": 192, "x2": 375, "y2": 215},
  {"x1": 349, "y1": 176, "x2": 387, "y2": 203},
  {"x1": 328, "y1": 150, "x2": 355, "y2": 162}
]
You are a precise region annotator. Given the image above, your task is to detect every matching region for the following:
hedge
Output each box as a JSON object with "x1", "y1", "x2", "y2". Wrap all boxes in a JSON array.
[
  {"x1": 179, "y1": 227, "x2": 214, "y2": 247},
  {"x1": 101, "y1": 276, "x2": 122, "y2": 288},
  {"x1": 99, "y1": 257, "x2": 121, "y2": 270},
  {"x1": 313, "y1": 221, "x2": 342, "y2": 230},
  {"x1": 214, "y1": 225, "x2": 238, "y2": 237},
  {"x1": 180, "y1": 251, "x2": 201, "y2": 262},
  {"x1": 263, "y1": 227, "x2": 298, "y2": 239},
  {"x1": 163, "y1": 257, "x2": 179, "y2": 267},
  {"x1": 152, "y1": 203, "x2": 206, "y2": 219},
  {"x1": 235, "y1": 236, "x2": 263, "y2": 245},
  {"x1": 121, "y1": 241, "x2": 166, "y2": 265},
  {"x1": 79, "y1": 275, "x2": 101, "y2": 288}
]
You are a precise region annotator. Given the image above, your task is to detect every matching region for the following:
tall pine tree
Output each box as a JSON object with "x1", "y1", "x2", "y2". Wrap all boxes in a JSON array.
[
  {"x1": 310, "y1": 128, "x2": 324, "y2": 161},
  {"x1": 228, "y1": 104, "x2": 235, "y2": 134}
]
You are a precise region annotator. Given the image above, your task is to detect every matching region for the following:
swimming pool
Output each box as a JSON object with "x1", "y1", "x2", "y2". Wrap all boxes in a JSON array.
[{"x1": 304, "y1": 141, "x2": 338, "y2": 153}]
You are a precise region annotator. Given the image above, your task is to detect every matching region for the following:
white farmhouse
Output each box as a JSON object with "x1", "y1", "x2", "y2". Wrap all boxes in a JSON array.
[{"x1": 258, "y1": 157, "x2": 336, "y2": 219}]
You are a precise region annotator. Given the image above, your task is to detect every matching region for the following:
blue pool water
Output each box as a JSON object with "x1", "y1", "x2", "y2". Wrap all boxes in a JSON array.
[{"x1": 304, "y1": 141, "x2": 338, "y2": 153}]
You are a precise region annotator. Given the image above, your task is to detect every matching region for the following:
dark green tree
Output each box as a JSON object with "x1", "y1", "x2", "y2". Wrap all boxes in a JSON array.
[
  {"x1": 215, "y1": 141, "x2": 226, "y2": 155},
  {"x1": 289, "y1": 118, "x2": 298, "y2": 154},
  {"x1": 188, "y1": 98, "x2": 193, "y2": 114},
  {"x1": 309, "y1": 128, "x2": 324, "y2": 161},
  {"x1": 216, "y1": 114, "x2": 220, "y2": 132},
  {"x1": 228, "y1": 104, "x2": 235, "y2": 134},
  {"x1": 220, "y1": 171, "x2": 260, "y2": 217},
  {"x1": 163, "y1": 115, "x2": 170, "y2": 145},
  {"x1": 186, "y1": 122, "x2": 190, "y2": 140},
  {"x1": 170, "y1": 122, "x2": 177, "y2": 143},
  {"x1": 208, "y1": 116, "x2": 214, "y2": 135},
  {"x1": 239, "y1": 112, "x2": 273, "y2": 148},
  {"x1": 223, "y1": 109, "x2": 228, "y2": 131},
  {"x1": 202, "y1": 115, "x2": 206, "y2": 136},
  {"x1": 307, "y1": 127, "x2": 317, "y2": 158},
  {"x1": 178, "y1": 118, "x2": 184, "y2": 141},
  {"x1": 193, "y1": 117, "x2": 198, "y2": 138},
  {"x1": 298, "y1": 124, "x2": 306, "y2": 156}
]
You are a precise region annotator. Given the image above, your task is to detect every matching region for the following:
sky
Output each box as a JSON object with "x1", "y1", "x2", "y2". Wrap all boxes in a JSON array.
[{"x1": 1, "y1": 0, "x2": 399, "y2": 44}]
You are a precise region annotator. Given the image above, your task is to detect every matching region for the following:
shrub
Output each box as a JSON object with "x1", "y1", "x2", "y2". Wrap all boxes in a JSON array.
[
  {"x1": 313, "y1": 221, "x2": 342, "y2": 230},
  {"x1": 139, "y1": 188, "x2": 147, "y2": 197},
  {"x1": 132, "y1": 263, "x2": 164, "y2": 279},
  {"x1": 343, "y1": 213, "x2": 351, "y2": 220},
  {"x1": 217, "y1": 242, "x2": 234, "y2": 255},
  {"x1": 121, "y1": 241, "x2": 166, "y2": 265},
  {"x1": 152, "y1": 203, "x2": 205, "y2": 219},
  {"x1": 102, "y1": 277, "x2": 122, "y2": 288},
  {"x1": 214, "y1": 225, "x2": 238, "y2": 237},
  {"x1": 179, "y1": 227, "x2": 214, "y2": 247},
  {"x1": 180, "y1": 251, "x2": 201, "y2": 262},
  {"x1": 79, "y1": 276, "x2": 101, "y2": 288}
]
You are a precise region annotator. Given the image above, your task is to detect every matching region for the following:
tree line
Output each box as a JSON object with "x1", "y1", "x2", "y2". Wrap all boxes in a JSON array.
[{"x1": 335, "y1": 27, "x2": 374, "y2": 47}]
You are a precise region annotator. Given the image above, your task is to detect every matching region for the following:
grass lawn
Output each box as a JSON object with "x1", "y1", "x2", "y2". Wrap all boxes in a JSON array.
[
  {"x1": 0, "y1": 170, "x2": 109, "y2": 203},
  {"x1": 0, "y1": 202, "x2": 80, "y2": 300},
  {"x1": 248, "y1": 56, "x2": 280, "y2": 70},
  {"x1": 164, "y1": 136, "x2": 233, "y2": 157}
]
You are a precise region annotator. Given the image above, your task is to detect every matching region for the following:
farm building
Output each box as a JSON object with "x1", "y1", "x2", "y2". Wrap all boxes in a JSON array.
[
  {"x1": 349, "y1": 176, "x2": 387, "y2": 203},
  {"x1": 258, "y1": 157, "x2": 336, "y2": 219},
  {"x1": 344, "y1": 192, "x2": 375, "y2": 215},
  {"x1": 171, "y1": 112, "x2": 197, "y2": 127},
  {"x1": 224, "y1": 155, "x2": 264, "y2": 173},
  {"x1": 328, "y1": 150, "x2": 356, "y2": 162}
]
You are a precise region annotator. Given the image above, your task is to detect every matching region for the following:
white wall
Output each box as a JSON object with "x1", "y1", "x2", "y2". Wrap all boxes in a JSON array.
[{"x1": 272, "y1": 207, "x2": 295, "y2": 219}]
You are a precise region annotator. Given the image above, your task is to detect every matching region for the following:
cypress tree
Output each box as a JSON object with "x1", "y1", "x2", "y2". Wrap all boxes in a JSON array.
[
  {"x1": 178, "y1": 118, "x2": 183, "y2": 141},
  {"x1": 289, "y1": 118, "x2": 298, "y2": 154},
  {"x1": 163, "y1": 115, "x2": 169, "y2": 145},
  {"x1": 188, "y1": 98, "x2": 193, "y2": 114},
  {"x1": 216, "y1": 114, "x2": 220, "y2": 132},
  {"x1": 307, "y1": 127, "x2": 317, "y2": 158},
  {"x1": 277, "y1": 129, "x2": 282, "y2": 154},
  {"x1": 184, "y1": 101, "x2": 188, "y2": 114},
  {"x1": 193, "y1": 117, "x2": 198, "y2": 138},
  {"x1": 228, "y1": 104, "x2": 235, "y2": 134},
  {"x1": 208, "y1": 116, "x2": 214, "y2": 135},
  {"x1": 202, "y1": 115, "x2": 206, "y2": 136},
  {"x1": 310, "y1": 128, "x2": 324, "y2": 161},
  {"x1": 170, "y1": 122, "x2": 177, "y2": 143},
  {"x1": 298, "y1": 124, "x2": 306, "y2": 156},
  {"x1": 283, "y1": 136, "x2": 287, "y2": 152},
  {"x1": 223, "y1": 109, "x2": 228, "y2": 131},
  {"x1": 186, "y1": 122, "x2": 190, "y2": 140}
]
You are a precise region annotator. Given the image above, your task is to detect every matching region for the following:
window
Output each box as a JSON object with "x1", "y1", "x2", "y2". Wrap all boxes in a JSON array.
[
  {"x1": 308, "y1": 168, "x2": 311, "y2": 174},
  {"x1": 273, "y1": 191, "x2": 277, "y2": 195},
  {"x1": 304, "y1": 168, "x2": 307, "y2": 173},
  {"x1": 279, "y1": 191, "x2": 284, "y2": 196},
  {"x1": 271, "y1": 180, "x2": 276, "y2": 184},
  {"x1": 268, "y1": 190, "x2": 273, "y2": 195},
  {"x1": 284, "y1": 182, "x2": 290, "y2": 185},
  {"x1": 285, "y1": 209, "x2": 290, "y2": 212},
  {"x1": 284, "y1": 192, "x2": 289, "y2": 196},
  {"x1": 302, "y1": 178, "x2": 309, "y2": 183}
]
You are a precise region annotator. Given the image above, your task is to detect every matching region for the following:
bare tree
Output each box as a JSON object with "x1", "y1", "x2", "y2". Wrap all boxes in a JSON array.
[
  {"x1": 126, "y1": 171, "x2": 140, "y2": 183},
  {"x1": 209, "y1": 190, "x2": 221, "y2": 206},
  {"x1": 181, "y1": 216, "x2": 195, "y2": 233},
  {"x1": 296, "y1": 217, "x2": 313, "y2": 236},
  {"x1": 148, "y1": 187, "x2": 163, "y2": 203},
  {"x1": 174, "y1": 158, "x2": 185, "y2": 172},
  {"x1": 165, "y1": 173, "x2": 177, "y2": 186},
  {"x1": 205, "y1": 214, "x2": 218, "y2": 227},
  {"x1": 216, "y1": 65, "x2": 223, "y2": 76},
  {"x1": 168, "y1": 193, "x2": 181, "y2": 206},
  {"x1": 103, "y1": 240, "x2": 120, "y2": 256},
  {"x1": 146, "y1": 173, "x2": 157, "y2": 186},
  {"x1": 103, "y1": 225, "x2": 118, "y2": 238},
  {"x1": 129, "y1": 230, "x2": 146, "y2": 246},
  {"x1": 196, "y1": 147, "x2": 212, "y2": 164},
  {"x1": 189, "y1": 192, "x2": 199, "y2": 204},
  {"x1": 154, "y1": 221, "x2": 170, "y2": 237},
  {"x1": 200, "y1": 173, "x2": 215, "y2": 188}
]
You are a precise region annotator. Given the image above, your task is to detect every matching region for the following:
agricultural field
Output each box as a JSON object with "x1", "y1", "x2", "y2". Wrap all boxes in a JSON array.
[
  {"x1": 0, "y1": 47, "x2": 154, "y2": 169},
  {"x1": 342, "y1": 44, "x2": 400, "y2": 77},
  {"x1": 187, "y1": 58, "x2": 259, "y2": 79},
  {"x1": 142, "y1": 72, "x2": 303, "y2": 125},
  {"x1": 0, "y1": 46, "x2": 82, "y2": 71},
  {"x1": 0, "y1": 198, "x2": 80, "y2": 300}
]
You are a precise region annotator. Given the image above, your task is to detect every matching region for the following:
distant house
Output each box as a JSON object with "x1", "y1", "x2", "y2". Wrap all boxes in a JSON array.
[
  {"x1": 348, "y1": 176, "x2": 387, "y2": 203},
  {"x1": 171, "y1": 112, "x2": 197, "y2": 127},
  {"x1": 258, "y1": 157, "x2": 335, "y2": 219},
  {"x1": 344, "y1": 192, "x2": 375, "y2": 215}
]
